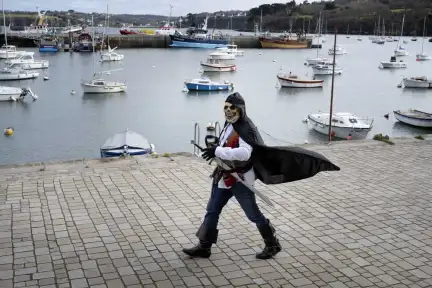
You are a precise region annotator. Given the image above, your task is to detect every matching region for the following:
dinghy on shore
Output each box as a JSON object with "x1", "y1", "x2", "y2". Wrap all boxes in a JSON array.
[{"x1": 100, "y1": 129, "x2": 155, "y2": 158}]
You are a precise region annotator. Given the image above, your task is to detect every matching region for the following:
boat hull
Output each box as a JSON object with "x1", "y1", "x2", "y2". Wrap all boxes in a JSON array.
[
  {"x1": 200, "y1": 63, "x2": 236, "y2": 72},
  {"x1": 101, "y1": 148, "x2": 152, "y2": 157},
  {"x1": 39, "y1": 45, "x2": 58, "y2": 52},
  {"x1": 416, "y1": 54, "x2": 431, "y2": 61},
  {"x1": 0, "y1": 71, "x2": 39, "y2": 80},
  {"x1": 185, "y1": 83, "x2": 232, "y2": 91},
  {"x1": 209, "y1": 54, "x2": 235, "y2": 60},
  {"x1": 381, "y1": 62, "x2": 407, "y2": 69},
  {"x1": 9, "y1": 61, "x2": 49, "y2": 69},
  {"x1": 81, "y1": 83, "x2": 127, "y2": 93},
  {"x1": 312, "y1": 68, "x2": 342, "y2": 75},
  {"x1": 403, "y1": 78, "x2": 432, "y2": 88},
  {"x1": 259, "y1": 38, "x2": 309, "y2": 49},
  {"x1": 394, "y1": 110, "x2": 432, "y2": 128},
  {"x1": 277, "y1": 76, "x2": 323, "y2": 88},
  {"x1": 101, "y1": 54, "x2": 124, "y2": 61},
  {"x1": 169, "y1": 35, "x2": 228, "y2": 48},
  {"x1": 0, "y1": 89, "x2": 23, "y2": 101},
  {"x1": 0, "y1": 51, "x2": 21, "y2": 59},
  {"x1": 308, "y1": 116, "x2": 372, "y2": 139},
  {"x1": 394, "y1": 50, "x2": 409, "y2": 56},
  {"x1": 306, "y1": 57, "x2": 328, "y2": 65}
]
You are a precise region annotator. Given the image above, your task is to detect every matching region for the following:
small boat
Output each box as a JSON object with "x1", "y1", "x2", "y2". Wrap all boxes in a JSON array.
[
  {"x1": 312, "y1": 61, "x2": 342, "y2": 75},
  {"x1": 416, "y1": 17, "x2": 430, "y2": 61},
  {"x1": 0, "y1": 87, "x2": 37, "y2": 101},
  {"x1": 0, "y1": 45, "x2": 26, "y2": 59},
  {"x1": 184, "y1": 77, "x2": 234, "y2": 91},
  {"x1": 0, "y1": 67, "x2": 39, "y2": 81},
  {"x1": 394, "y1": 46, "x2": 409, "y2": 56},
  {"x1": 200, "y1": 58, "x2": 236, "y2": 72},
  {"x1": 357, "y1": 37, "x2": 362, "y2": 41},
  {"x1": 386, "y1": 37, "x2": 393, "y2": 42},
  {"x1": 393, "y1": 109, "x2": 432, "y2": 128},
  {"x1": 411, "y1": 37, "x2": 417, "y2": 41},
  {"x1": 101, "y1": 46, "x2": 124, "y2": 61},
  {"x1": 380, "y1": 56, "x2": 407, "y2": 69},
  {"x1": 308, "y1": 112, "x2": 374, "y2": 139},
  {"x1": 100, "y1": 129, "x2": 155, "y2": 158},
  {"x1": 73, "y1": 33, "x2": 94, "y2": 52},
  {"x1": 306, "y1": 55, "x2": 328, "y2": 66},
  {"x1": 328, "y1": 45, "x2": 347, "y2": 55},
  {"x1": 209, "y1": 51, "x2": 235, "y2": 60},
  {"x1": 216, "y1": 44, "x2": 244, "y2": 56},
  {"x1": 277, "y1": 72, "x2": 324, "y2": 88},
  {"x1": 6, "y1": 52, "x2": 49, "y2": 69},
  {"x1": 81, "y1": 78, "x2": 127, "y2": 93},
  {"x1": 402, "y1": 76, "x2": 432, "y2": 88}
]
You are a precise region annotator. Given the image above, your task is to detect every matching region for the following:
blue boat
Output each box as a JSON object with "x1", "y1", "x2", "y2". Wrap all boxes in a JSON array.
[
  {"x1": 100, "y1": 129, "x2": 155, "y2": 158},
  {"x1": 39, "y1": 35, "x2": 59, "y2": 52},
  {"x1": 170, "y1": 34, "x2": 229, "y2": 48},
  {"x1": 184, "y1": 77, "x2": 234, "y2": 91}
]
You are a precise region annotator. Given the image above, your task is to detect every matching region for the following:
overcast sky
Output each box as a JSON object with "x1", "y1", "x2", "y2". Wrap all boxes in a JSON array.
[{"x1": 6, "y1": 0, "x2": 314, "y2": 16}]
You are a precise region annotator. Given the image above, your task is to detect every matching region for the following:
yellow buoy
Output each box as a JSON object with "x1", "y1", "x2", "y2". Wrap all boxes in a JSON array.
[{"x1": 4, "y1": 127, "x2": 13, "y2": 136}]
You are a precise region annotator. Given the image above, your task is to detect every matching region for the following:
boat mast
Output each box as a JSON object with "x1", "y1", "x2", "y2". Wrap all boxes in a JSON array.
[
  {"x1": 396, "y1": 15, "x2": 405, "y2": 49},
  {"x1": 92, "y1": 14, "x2": 95, "y2": 78},
  {"x1": 107, "y1": 4, "x2": 109, "y2": 49},
  {"x1": 317, "y1": 11, "x2": 322, "y2": 57},
  {"x1": 421, "y1": 16, "x2": 426, "y2": 53},
  {"x1": 2, "y1": 0, "x2": 8, "y2": 62},
  {"x1": 327, "y1": 27, "x2": 337, "y2": 143}
]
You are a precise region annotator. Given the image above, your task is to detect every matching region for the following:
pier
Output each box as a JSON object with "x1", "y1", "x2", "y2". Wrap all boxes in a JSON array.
[
  {"x1": 1, "y1": 34, "x2": 314, "y2": 49},
  {"x1": 0, "y1": 137, "x2": 431, "y2": 287}
]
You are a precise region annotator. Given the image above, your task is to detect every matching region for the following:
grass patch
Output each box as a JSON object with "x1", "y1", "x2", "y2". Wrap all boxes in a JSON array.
[
  {"x1": 373, "y1": 133, "x2": 394, "y2": 145},
  {"x1": 415, "y1": 135, "x2": 425, "y2": 140}
]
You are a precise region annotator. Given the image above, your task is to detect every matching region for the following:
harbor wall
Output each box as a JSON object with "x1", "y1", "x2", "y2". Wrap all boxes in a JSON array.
[{"x1": 1, "y1": 34, "x2": 313, "y2": 49}]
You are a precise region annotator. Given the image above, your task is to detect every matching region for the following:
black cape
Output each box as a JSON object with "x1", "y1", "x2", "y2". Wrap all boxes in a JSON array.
[{"x1": 224, "y1": 93, "x2": 340, "y2": 185}]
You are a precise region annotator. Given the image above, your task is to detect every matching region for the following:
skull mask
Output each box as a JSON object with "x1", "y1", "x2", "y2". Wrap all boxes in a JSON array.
[{"x1": 224, "y1": 102, "x2": 240, "y2": 123}]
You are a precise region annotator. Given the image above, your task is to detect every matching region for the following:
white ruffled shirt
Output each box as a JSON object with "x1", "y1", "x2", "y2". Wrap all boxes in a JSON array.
[{"x1": 214, "y1": 124, "x2": 256, "y2": 189}]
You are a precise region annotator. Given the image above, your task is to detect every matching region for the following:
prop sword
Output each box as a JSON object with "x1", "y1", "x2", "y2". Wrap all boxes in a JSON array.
[{"x1": 191, "y1": 140, "x2": 274, "y2": 207}]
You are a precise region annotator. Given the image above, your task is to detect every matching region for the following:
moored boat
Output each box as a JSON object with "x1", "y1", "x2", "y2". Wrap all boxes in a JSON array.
[
  {"x1": 6, "y1": 52, "x2": 49, "y2": 69},
  {"x1": 380, "y1": 56, "x2": 407, "y2": 69},
  {"x1": 208, "y1": 51, "x2": 235, "y2": 60},
  {"x1": 312, "y1": 61, "x2": 342, "y2": 75},
  {"x1": 38, "y1": 34, "x2": 59, "y2": 52},
  {"x1": 328, "y1": 45, "x2": 347, "y2": 55},
  {"x1": 120, "y1": 28, "x2": 137, "y2": 35},
  {"x1": 200, "y1": 58, "x2": 236, "y2": 72},
  {"x1": 402, "y1": 76, "x2": 432, "y2": 88},
  {"x1": 0, "y1": 45, "x2": 25, "y2": 59},
  {"x1": 100, "y1": 129, "x2": 155, "y2": 158},
  {"x1": 184, "y1": 77, "x2": 234, "y2": 91},
  {"x1": 308, "y1": 112, "x2": 374, "y2": 139},
  {"x1": 259, "y1": 36, "x2": 309, "y2": 49},
  {"x1": 169, "y1": 34, "x2": 228, "y2": 48},
  {"x1": 277, "y1": 72, "x2": 323, "y2": 88},
  {"x1": 393, "y1": 109, "x2": 432, "y2": 128},
  {"x1": 0, "y1": 87, "x2": 37, "y2": 101},
  {"x1": 216, "y1": 44, "x2": 244, "y2": 56}
]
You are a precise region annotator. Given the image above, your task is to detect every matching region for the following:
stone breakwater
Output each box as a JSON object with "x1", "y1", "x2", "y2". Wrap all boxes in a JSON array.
[{"x1": 0, "y1": 138, "x2": 432, "y2": 287}]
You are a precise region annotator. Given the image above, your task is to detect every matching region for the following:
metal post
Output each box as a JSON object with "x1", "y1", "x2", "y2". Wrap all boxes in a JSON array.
[{"x1": 328, "y1": 27, "x2": 337, "y2": 143}]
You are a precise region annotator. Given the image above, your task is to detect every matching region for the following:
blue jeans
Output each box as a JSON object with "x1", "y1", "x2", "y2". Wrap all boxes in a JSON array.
[{"x1": 202, "y1": 182, "x2": 268, "y2": 233}]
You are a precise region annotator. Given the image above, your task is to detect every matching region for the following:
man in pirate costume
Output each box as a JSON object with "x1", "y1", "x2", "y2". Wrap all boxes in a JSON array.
[{"x1": 183, "y1": 92, "x2": 340, "y2": 260}]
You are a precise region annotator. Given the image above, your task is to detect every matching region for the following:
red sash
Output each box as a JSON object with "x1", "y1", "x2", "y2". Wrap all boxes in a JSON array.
[{"x1": 222, "y1": 130, "x2": 244, "y2": 187}]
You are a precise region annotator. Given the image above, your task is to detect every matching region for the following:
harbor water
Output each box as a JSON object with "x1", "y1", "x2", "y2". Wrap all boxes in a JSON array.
[{"x1": 0, "y1": 35, "x2": 431, "y2": 165}]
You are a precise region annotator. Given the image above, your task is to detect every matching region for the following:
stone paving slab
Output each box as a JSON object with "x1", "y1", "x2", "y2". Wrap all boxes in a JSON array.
[{"x1": 0, "y1": 138, "x2": 432, "y2": 288}]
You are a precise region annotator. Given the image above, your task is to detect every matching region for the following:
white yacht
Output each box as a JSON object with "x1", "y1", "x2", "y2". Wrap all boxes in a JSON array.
[
  {"x1": 0, "y1": 45, "x2": 25, "y2": 59},
  {"x1": 380, "y1": 56, "x2": 407, "y2": 69},
  {"x1": 312, "y1": 61, "x2": 342, "y2": 75},
  {"x1": 416, "y1": 17, "x2": 431, "y2": 61},
  {"x1": 308, "y1": 112, "x2": 374, "y2": 140},
  {"x1": 5, "y1": 52, "x2": 49, "y2": 69},
  {"x1": 216, "y1": 44, "x2": 244, "y2": 56},
  {"x1": 0, "y1": 87, "x2": 37, "y2": 101},
  {"x1": 402, "y1": 76, "x2": 432, "y2": 88},
  {"x1": 101, "y1": 46, "x2": 124, "y2": 62},
  {"x1": 328, "y1": 45, "x2": 347, "y2": 55}
]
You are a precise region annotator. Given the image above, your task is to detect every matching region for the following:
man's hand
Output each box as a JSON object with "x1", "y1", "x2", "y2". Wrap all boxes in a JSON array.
[{"x1": 201, "y1": 145, "x2": 217, "y2": 161}]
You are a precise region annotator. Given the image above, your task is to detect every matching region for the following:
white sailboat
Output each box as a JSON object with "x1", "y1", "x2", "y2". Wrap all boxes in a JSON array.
[
  {"x1": 308, "y1": 30, "x2": 373, "y2": 140},
  {"x1": 306, "y1": 11, "x2": 328, "y2": 65},
  {"x1": 394, "y1": 15, "x2": 409, "y2": 56},
  {"x1": 0, "y1": 1, "x2": 38, "y2": 81},
  {"x1": 5, "y1": 51, "x2": 49, "y2": 69},
  {"x1": 100, "y1": 5, "x2": 124, "y2": 62},
  {"x1": 81, "y1": 15, "x2": 127, "y2": 94},
  {"x1": 416, "y1": 17, "x2": 431, "y2": 61}
]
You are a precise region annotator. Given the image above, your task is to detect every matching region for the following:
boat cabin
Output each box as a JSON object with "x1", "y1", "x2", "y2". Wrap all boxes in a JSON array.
[
  {"x1": 0, "y1": 45, "x2": 16, "y2": 52},
  {"x1": 197, "y1": 79, "x2": 211, "y2": 84},
  {"x1": 15, "y1": 54, "x2": 35, "y2": 61},
  {"x1": 205, "y1": 58, "x2": 222, "y2": 65},
  {"x1": 227, "y1": 44, "x2": 237, "y2": 50},
  {"x1": 390, "y1": 56, "x2": 396, "y2": 62}
]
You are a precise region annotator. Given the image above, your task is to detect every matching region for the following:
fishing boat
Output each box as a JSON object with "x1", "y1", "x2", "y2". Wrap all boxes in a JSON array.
[
  {"x1": 169, "y1": 16, "x2": 228, "y2": 48},
  {"x1": 402, "y1": 76, "x2": 432, "y2": 88},
  {"x1": 277, "y1": 72, "x2": 323, "y2": 88},
  {"x1": 184, "y1": 77, "x2": 234, "y2": 91},
  {"x1": 259, "y1": 35, "x2": 309, "y2": 49},
  {"x1": 200, "y1": 58, "x2": 236, "y2": 72},
  {"x1": 38, "y1": 34, "x2": 59, "y2": 52},
  {"x1": 0, "y1": 87, "x2": 37, "y2": 101},
  {"x1": 119, "y1": 28, "x2": 137, "y2": 35},
  {"x1": 6, "y1": 52, "x2": 49, "y2": 69},
  {"x1": 73, "y1": 32, "x2": 93, "y2": 52},
  {"x1": 100, "y1": 129, "x2": 155, "y2": 158},
  {"x1": 155, "y1": 5, "x2": 177, "y2": 36},
  {"x1": 393, "y1": 110, "x2": 432, "y2": 128},
  {"x1": 81, "y1": 15, "x2": 127, "y2": 94},
  {"x1": 416, "y1": 17, "x2": 431, "y2": 61},
  {"x1": 380, "y1": 56, "x2": 407, "y2": 69}
]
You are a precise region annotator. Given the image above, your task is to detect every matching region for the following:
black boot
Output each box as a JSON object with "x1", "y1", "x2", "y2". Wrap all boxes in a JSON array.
[
  {"x1": 256, "y1": 220, "x2": 282, "y2": 260},
  {"x1": 182, "y1": 223, "x2": 218, "y2": 258}
]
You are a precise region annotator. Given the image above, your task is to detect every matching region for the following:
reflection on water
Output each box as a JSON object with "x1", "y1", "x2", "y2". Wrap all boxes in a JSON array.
[
  {"x1": 82, "y1": 92, "x2": 127, "y2": 102},
  {"x1": 278, "y1": 87, "x2": 324, "y2": 96},
  {"x1": 185, "y1": 90, "x2": 231, "y2": 98},
  {"x1": 393, "y1": 121, "x2": 432, "y2": 135}
]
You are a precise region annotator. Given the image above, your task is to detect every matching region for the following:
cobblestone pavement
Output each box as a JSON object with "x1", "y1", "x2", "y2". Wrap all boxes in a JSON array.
[{"x1": 0, "y1": 138, "x2": 432, "y2": 288}]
